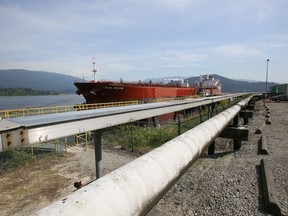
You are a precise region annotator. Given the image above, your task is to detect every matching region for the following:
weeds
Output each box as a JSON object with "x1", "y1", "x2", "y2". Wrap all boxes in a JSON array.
[
  {"x1": 103, "y1": 124, "x2": 179, "y2": 153},
  {"x1": 0, "y1": 149, "x2": 36, "y2": 170}
]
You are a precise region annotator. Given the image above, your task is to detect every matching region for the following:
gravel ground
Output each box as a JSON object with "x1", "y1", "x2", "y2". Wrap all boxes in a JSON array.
[
  {"x1": 264, "y1": 102, "x2": 288, "y2": 214},
  {"x1": 151, "y1": 100, "x2": 288, "y2": 215}
]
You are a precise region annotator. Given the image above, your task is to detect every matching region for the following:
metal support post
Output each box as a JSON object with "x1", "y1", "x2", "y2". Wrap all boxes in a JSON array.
[
  {"x1": 234, "y1": 139, "x2": 241, "y2": 151},
  {"x1": 207, "y1": 104, "x2": 216, "y2": 155},
  {"x1": 243, "y1": 117, "x2": 249, "y2": 125},
  {"x1": 93, "y1": 130, "x2": 102, "y2": 179},
  {"x1": 207, "y1": 105, "x2": 211, "y2": 119},
  {"x1": 177, "y1": 114, "x2": 181, "y2": 135},
  {"x1": 232, "y1": 112, "x2": 241, "y2": 150},
  {"x1": 208, "y1": 104, "x2": 215, "y2": 119},
  {"x1": 130, "y1": 124, "x2": 134, "y2": 152},
  {"x1": 208, "y1": 141, "x2": 215, "y2": 155},
  {"x1": 152, "y1": 116, "x2": 158, "y2": 127},
  {"x1": 198, "y1": 106, "x2": 203, "y2": 123},
  {"x1": 233, "y1": 113, "x2": 239, "y2": 126}
]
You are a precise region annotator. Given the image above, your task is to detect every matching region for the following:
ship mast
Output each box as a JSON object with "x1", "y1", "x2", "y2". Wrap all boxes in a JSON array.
[{"x1": 92, "y1": 57, "x2": 97, "y2": 82}]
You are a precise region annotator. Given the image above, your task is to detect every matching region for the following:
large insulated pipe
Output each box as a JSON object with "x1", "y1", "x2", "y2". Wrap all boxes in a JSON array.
[{"x1": 34, "y1": 96, "x2": 252, "y2": 216}]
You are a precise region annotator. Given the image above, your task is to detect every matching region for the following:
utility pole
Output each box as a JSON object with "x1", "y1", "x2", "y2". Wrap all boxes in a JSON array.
[{"x1": 265, "y1": 59, "x2": 270, "y2": 99}]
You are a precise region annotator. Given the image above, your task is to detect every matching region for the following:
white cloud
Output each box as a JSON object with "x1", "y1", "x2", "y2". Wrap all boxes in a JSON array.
[
  {"x1": 157, "y1": 0, "x2": 199, "y2": 10},
  {"x1": 101, "y1": 63, "x2": 135, "y2": 72},
  {"x1": 161, "y1": 51, "x2": 206, "y2": 62},
  {"x1": 262, "y1": 43, "x2": 284, "y2": 48},
  {"x1": 215, "y1": 44, "x2": 262, "y2": 57},
  {"x1": 260, "y1": 35, "x2": 288, "y2": 48}
]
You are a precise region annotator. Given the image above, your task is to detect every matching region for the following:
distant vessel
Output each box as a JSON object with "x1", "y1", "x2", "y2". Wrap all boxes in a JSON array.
[
  {"x1": 74, "y1": 59, "x2": 221, "y2": 103},
  {"x1": 196, "y1": 74, "x2": 222, "y2": 96}
]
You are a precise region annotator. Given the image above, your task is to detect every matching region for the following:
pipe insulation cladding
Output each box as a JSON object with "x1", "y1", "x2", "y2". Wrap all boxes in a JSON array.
[{"x1": 33, "y1": 96, "x2": 252, "y2": 216}]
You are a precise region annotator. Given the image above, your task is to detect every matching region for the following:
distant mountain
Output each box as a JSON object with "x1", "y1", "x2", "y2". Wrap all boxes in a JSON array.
[{"x1": 0, "y1": 69, "x2": 81, "y2": 93}]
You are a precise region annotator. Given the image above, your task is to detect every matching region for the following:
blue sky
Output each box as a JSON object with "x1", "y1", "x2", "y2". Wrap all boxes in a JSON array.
[{"x1": 0, "y1": 0, "x2": 287, "y2": 83}]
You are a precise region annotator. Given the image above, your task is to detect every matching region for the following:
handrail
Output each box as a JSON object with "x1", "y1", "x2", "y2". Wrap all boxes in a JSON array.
[
  {"x1": 0, "y1": 100, "x2": 139, "y2": 119},
  {"x1": 33, "y1": 95, "x2": 253, "y2": 216}
]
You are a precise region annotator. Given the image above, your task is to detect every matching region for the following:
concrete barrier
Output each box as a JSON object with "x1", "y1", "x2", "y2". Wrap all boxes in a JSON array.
[
  {"x1": 260, "y1": 159, "x2": 282, "y2": 215},
  {"x1": 255, "y1": 123, "x2": 266, "y2": 134},
  {"x1": 259, "y1": 135, "x2": 268, "y2": 155},
  {"x1": 266, "y1": 117, "x2": 272, "y2": 125}
]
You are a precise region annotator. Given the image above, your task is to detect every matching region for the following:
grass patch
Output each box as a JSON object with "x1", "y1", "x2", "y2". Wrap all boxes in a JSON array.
[
  {"x1": 0, "y1": 149, "x2": 36, "y2": 170},
  {"x1": 0, "y1": 148, "x2": 61, "y2": 172},
  {"x1": 103, "y1": 124, "x2": 179, "y2": 153}
]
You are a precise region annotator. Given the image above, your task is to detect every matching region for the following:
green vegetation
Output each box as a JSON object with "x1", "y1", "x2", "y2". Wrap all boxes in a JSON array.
[
  {"x1": 0, "y1": 149, "x2": 36, "y2": 170},
  {"x1": 103, "y1": 113, "x2": 206, "y2": 153},
  {"x1": 0, "y1": 87, "x2": 59, "y2": 96},
  {"x1": 103, "y1": 125, "x2": 179, "y2": 153},
  {"x1": 102, "y1": 101, "x2": 235, "y2": 153}
]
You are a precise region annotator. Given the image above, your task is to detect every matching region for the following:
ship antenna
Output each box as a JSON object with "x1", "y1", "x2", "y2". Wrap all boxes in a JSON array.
[{"x1": 92, "y1": 57, "x2": 97, "y2": 82}]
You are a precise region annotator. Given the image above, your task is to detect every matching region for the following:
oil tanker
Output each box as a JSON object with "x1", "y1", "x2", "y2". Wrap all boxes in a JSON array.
[{"x1": 74, "y1": 59, "x2": 221, "y2": 103}]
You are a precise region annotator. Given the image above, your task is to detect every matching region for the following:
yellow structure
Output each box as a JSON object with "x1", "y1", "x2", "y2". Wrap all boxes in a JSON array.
[{"x1": 0, "y1": 101, "x2": 139, "y2": 119}]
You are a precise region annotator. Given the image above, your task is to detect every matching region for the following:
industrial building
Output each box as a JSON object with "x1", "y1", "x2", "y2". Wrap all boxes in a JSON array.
[{"x1": 270, "y1": 83, "x2": 288, "y2": 94}]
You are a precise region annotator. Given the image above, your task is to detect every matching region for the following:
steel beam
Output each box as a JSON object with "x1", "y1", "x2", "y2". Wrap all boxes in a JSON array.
[{"x1": 0, "y1": 94, "x2": 250, "y2": 151}]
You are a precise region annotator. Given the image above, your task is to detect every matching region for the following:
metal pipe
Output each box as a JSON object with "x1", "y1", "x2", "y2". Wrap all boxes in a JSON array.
[{"x1": 33, "y1": 96, "x2": 252, "y2": 216}]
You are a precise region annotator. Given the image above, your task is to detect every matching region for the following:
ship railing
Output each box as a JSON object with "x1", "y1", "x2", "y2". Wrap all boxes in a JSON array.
[
  {"x1": 151, "y1": 95, "x2": 200, "y2": 103},
  {"x1": 0, "y1": 100, "x2": 139, "y2": 119}
]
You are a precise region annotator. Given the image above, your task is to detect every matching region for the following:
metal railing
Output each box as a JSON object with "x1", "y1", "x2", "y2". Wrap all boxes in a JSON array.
[{"x1": 0, "y1": 100, "x2": 139, "y2": 119}]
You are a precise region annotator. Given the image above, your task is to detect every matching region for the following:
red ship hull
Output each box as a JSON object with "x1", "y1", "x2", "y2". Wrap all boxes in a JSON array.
[{"x1": 74, "y1": 81, "x2": 196, "y2": 103}]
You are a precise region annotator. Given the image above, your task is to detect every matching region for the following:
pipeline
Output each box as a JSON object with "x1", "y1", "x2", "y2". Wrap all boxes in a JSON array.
[{"x1": 33, "y1": 96, "x2": 253, "y2": 216}]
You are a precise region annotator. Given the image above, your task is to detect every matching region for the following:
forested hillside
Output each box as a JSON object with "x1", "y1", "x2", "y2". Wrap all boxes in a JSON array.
[
  {"x1": 0, "y1": 87, "x2": 59, "y2": 96},
  {"x1": 0, "y1": 69, "x2": 81, "y2": 93}
]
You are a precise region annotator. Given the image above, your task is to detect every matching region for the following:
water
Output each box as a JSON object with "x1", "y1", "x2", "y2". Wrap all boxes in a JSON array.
[{"x1": 0, "y1": 94, "x2": 85, "y2": 110}]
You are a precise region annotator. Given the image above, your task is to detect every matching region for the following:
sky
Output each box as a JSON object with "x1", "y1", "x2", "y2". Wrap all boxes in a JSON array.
[{"x1": 0, "y1": 0, "x2": 287, "y2": 83}]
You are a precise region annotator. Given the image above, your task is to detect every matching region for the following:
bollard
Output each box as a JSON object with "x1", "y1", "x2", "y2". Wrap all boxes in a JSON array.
[
  {"x1": 259, "y1": 135, "x2": 268, "y2": 155},
  {"x1": 266, "y1": 118, "x2": 271, "y2": 125},
  {"x1": 260, "y1": 159, "x2": 282, "y2": 215}
]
